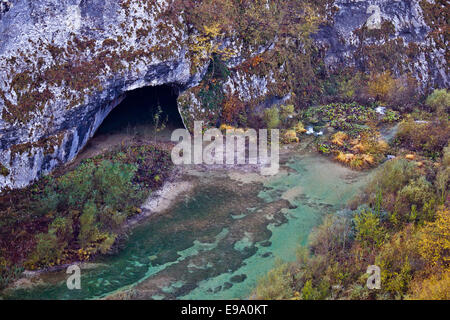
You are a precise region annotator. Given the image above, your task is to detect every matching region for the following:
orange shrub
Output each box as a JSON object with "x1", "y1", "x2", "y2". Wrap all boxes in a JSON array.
[
  {"x1": 409, "y1": 271, "x2": 450, "y2": 300},
  {"x1": 367, "y1": 71, "x2": 396, "y2": 102},
  {"x1": 221, "y1": 94, "x2": 245, "y2": 124},
  {"x1": 331, "y1": 132, "x2": 348, "y2": 146},
  {"x1": 367, "y1": 72, "x2": 417, "y2": 110}
]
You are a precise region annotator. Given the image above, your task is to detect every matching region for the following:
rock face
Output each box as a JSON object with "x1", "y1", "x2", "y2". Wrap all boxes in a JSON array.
[
  {"x1": 0, "y1": 1, "x2": 13, "y2": 18},
  {"x1": 0, "y1": 0, "x2": 447, "y2": 191},
  {"x1": 0, "y1": 0, "x2": 202, "y2": 190},
  {"x1": 315, "y1": 0, "x2": 447, "y2": 87}
]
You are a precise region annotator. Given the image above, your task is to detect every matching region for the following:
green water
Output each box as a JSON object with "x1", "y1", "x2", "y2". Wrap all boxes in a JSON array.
[{"x1": 3, "y1": 154, "x2": 370, "y2": 300}]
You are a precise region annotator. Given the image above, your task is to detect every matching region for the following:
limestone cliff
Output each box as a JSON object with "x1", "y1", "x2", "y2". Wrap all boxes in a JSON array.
[{"x1": 0, "y1": 0, "x2": 447, "y2": 190}]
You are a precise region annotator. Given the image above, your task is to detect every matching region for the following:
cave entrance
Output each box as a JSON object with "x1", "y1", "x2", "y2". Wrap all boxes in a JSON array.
[
  {"x1": 77, "y1": 85, "x2": 183, "y2": 162},
  {"x1": 94, "y1": 84, "x2": 184, "y2": 140}
]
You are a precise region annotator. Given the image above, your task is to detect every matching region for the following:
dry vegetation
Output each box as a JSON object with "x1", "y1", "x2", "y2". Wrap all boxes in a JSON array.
[{"x1": 255, "y1": 88, "x2": 449, "y2": 300}]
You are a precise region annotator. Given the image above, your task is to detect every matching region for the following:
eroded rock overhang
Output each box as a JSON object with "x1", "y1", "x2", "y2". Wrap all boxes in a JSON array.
[{"x1": 0, "y1": 0, "x2": 447, "y2": 191}]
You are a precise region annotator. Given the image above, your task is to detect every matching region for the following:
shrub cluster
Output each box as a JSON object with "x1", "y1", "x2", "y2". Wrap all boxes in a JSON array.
[
  {"x1": 394, "y1": 118, "x2": 449, "y2": 160},
  {"x1": 254, "y1": 145, "x2": 449, "y2": 300},
  {"x1": 0, "y1": 144, "x2": 173, "y2": 282}
]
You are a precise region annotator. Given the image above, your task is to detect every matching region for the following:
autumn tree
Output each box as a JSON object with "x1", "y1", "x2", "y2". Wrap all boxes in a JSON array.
[{"x1": 418, "y1": 206, "x2": 450, "y2": 269}]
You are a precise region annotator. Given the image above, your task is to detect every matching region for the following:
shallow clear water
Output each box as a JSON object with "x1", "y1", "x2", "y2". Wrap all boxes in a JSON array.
[{"x1": 3, "y1": 154, "x2": 370, "y2": 300}]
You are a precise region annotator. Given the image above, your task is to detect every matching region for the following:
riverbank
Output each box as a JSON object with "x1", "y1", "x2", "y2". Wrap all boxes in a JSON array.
[
  {"x1": 0, "y1": 133, "x2": 301, "y2": 295},
  {"x1": 0, "y1": 141, "x2": 175, "y2": 291},
  {"x1": 3, "y1": 136, "x2": 378, "y2": 300},
  {"x1": 2, "y1": 170, "x2": 194, "y2": 293},
  {"x1": 4, "y1": 113, "x2": 445, "y2": 300},
  {"x1": 0, "y1": 125, "x2": 369, "y2": 296},
  {"x1": 127, "y1": 177, "x2": 194, "y2": 228},
  {"x1": 104, "y1": 151, "x2": 371, "y2": 300},
  {"x1": 252, "y1": 114, "x2": 449, "y2": 300}
]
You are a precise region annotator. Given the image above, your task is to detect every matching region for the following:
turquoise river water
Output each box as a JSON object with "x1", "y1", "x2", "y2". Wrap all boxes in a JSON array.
[{"x1": 3, "y1": 152, "x2": 371, "y2": 300}]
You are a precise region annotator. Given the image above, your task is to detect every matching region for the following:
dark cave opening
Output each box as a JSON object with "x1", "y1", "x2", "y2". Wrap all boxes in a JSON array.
[{"x1": 94, "y1": 84, "x2": 184, "y2": 138}]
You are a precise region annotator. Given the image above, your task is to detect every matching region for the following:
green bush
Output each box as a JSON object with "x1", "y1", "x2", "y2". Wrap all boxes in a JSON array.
[
  {"x1": 34, "y1": 160, "x2": 143, "y2": 261},
  {"x1": 263, "y1": 106, "x2": 281, "y2": 129},
  {"x1": 369, "y1": 159, "x2": 419, "y2": 195},
  {"x1": 254, "y1": 261, "x2": 293, "y2": 299},
  {"x1": 304, "y1": 102, "x2": 375, "y2": 136},
  {"x1": 49, "y1": 217, "x2": 73, "y2": 245},
  {"x1": 57, "y1": 160, "x2": 96, "y2": 207},
  {"x1": 436, "y1": 146, "x2": 450, "y2": 203},
  {"x1": 301, "y1": 279, "x2": 330, "y2": 300},
  {"x1": 43, "y1": 159, "x2": 139, "y2": 209},
  {"x1": 35, "y1": 179, "x2": 62, "y2": 215},
  {"x1": 0, "y1": 163, "x2": 9, "y2": 177},
  {"x1": 28, "y1": 232, "x2": 62, "y2": 267},
  {"x1": 27, "y1": 217, "x2": 74, "y2": 268},
  {"x1": 1, "y1": 144, "x2": 172, "y2": 271},
  {"x1": 0, "y1": 259, "x2": 23, "y2": 290},
  {"x1": 426, "y1": 89, "x2": 450, "y2": 115},
  {"x1": 301, "y1": 280, "x2": 316, "y2": 300},
  {"x1": 93, "y1": 160, "x2": 139, "y2": 209},
  {"x1": 78, "y1": 200, "x2": 118, "y2": 255},
  {"x1": 396, "y1": 177, "x2": 435, "y2": 220},
  {"x1": 98, "y1": 207, "x2": 128, "y2": 232},
  {"x1": 309, "y1": 215, "x2": 351, "y2": 257},
  {"x1": 374, "y1": 226, "x2": 421, "y2": 298},
  {"x1": 354, "y1": 209, "x2": 386, "y2": 249},
  {"x1": 280, "y1": 104, "x2": 295, "y2": 123},
  {"x1": 348, "y1": 284, "x2": 370, "y2": 300},
  {"x1": 338, "y1": 76, "x2": 358, "y2": 101},
  {"x1": 382, "y1": 109, "x2": 400, "y2": 123},
  {"x1": 33, "y1": 159, "x2": 141, "y2": 257},
  {"x1": 79, "y1": 201, "x2": 99, "y2": 249}
]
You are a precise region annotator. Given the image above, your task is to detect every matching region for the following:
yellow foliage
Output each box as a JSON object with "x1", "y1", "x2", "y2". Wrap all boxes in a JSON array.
[
  {"x1": 409, "y1": 270, "x2": 450, "y2": 300},
  {"x1": 349, "y1": 157, "x2": 365, "y2": 169},
  {"x1": 190, "y1": 23, "x2": 235, "y2": 70},
  {"x1": 203, "y1": 24, "x2": 221, "y2": 37},
  {"x1": 331, "y1": 132, "x2": 348, "y2": 146},
  {"x1": 361, "y1": 154, "x2": 375, "y2": 165},
  {"x1": 368, "y1": 71, "x2": 396, "y2": 102},
  {"x1": 336, "y1": 151, "x2": 375, "y2": 169},
  {"x1": 219, "y1": 124, "x2": 248, "y2": 135},
  {"x1": 351, "y1": 143, "x2": 367, "y2": 154},
  {"x1": 418, "y1": 206, "x2": 450, "y2": 268},
  {"x1": 253, "y1": 262, "x2": 293, "y2": 300},
  {"x1": 291, "y1": 291, "x2": 301, "y2": 300},
  {"x1": 293, "y1": 122, "x2": 307, "y2": 134},
  {"x1": 336, "y1": 151, "x2": 355, "y2": 164},
  {"x1": 282, "y1": 130, "x2": 299, "y2": 144},
  {"x1": 336, "y1": 151, "x2": 346, "y2": 163},
  {"x1": 345, "y1": 153, "x2": 355, "y2": 162},
  {"x1": 351, "y1": 138, "x2": 387, "y2": 155},
  {"x1": 377, "y1": 140, "x2": 389, "y2": 152},
  {"x1": 220, "y1": 124, "x2": 235, "y2": 132},
  {"x1": 374, "y1": 224, "x2": 421, "y2": 296}
]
